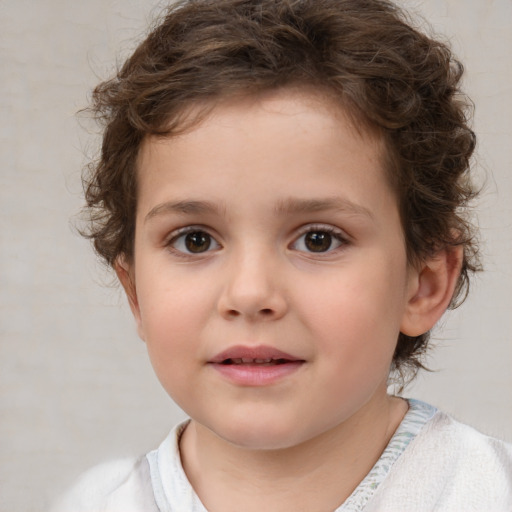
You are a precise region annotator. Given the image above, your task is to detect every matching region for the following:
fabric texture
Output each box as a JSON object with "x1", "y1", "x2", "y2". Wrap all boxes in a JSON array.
[{"x1": 51, "y1": 399, "x2": 512, "y2": 512}]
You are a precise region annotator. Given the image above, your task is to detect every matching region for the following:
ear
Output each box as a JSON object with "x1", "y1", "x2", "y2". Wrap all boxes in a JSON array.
[
  {"x1": 115, "y1": 257, "x2": 146, "y2": 341},
  {"x1": 401, "y1": 245, "x2": 463, "y2": 337}
]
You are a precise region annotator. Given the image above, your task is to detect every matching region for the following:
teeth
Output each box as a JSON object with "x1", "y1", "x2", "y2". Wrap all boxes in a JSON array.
[
  {"x1": 240, "y1": 357, "x2": 274, "y2": 364},
  {"x1": 227, "y1": 357, "x2": 278, "y2": 364}
]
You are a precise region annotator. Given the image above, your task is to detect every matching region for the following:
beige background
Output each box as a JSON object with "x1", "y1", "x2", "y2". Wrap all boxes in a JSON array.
[{"x1": 1, "y1": 1, "x2": 511, "y2": 511}]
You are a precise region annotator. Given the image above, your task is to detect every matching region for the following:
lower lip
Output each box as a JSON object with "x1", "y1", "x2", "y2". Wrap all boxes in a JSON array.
[{"x1": 209, "y1": 362, "x2": 304, "y2": 386}]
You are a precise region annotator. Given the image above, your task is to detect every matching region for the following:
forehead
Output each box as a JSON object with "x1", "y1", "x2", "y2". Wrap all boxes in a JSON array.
[
  {"x1": 139, "y1": 87, "x2": 387, "y2": 158},
  {"x1": 136, "y1": 88, "x2": 395, "y2": 218}
]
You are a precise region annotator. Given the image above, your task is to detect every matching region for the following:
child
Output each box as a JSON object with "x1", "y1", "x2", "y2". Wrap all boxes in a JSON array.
[{"x1": 53, "y1": 0, "x2": 512, "y2": 510}]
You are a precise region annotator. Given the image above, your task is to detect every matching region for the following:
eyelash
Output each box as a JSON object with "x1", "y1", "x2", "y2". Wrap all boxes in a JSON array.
[
  {"x1": 165, "y1": 224, "x2": 349, "y2": 258},
  {"x1": 290, "y1": 224, "x2": 349, "y2": 255},
  {"x1": 165, "y1": 226, "x2": 221, "y2": 258}
]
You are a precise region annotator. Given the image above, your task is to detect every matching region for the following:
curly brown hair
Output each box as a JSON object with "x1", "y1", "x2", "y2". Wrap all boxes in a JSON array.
[{"x1": 82, "y1": 0, "x2": 480, "y2": 381}]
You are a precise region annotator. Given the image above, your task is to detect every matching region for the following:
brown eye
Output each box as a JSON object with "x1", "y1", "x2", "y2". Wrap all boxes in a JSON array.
[
  {"x1": 170, "y1": 229, "x2": 220, "y2": 255},
  {"x1": 291, "y1": 227, "x2": 345, "y2": 254},
  {"x1": 184, "y1": 231, "x2": 212, "y2": 253},
  {"x1": 304, "y1": 231, "x2": 333, "y2": 252}
]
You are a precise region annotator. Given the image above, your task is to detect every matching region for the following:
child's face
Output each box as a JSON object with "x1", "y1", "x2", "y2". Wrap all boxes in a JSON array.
[{"x1": 124, "y1": 90, "x2": 418, "y2": 450}]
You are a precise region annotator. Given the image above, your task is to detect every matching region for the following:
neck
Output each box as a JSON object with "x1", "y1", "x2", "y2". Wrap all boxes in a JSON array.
[{"x1": 180, "y1": 393, "x2": 408, "y2": 512}]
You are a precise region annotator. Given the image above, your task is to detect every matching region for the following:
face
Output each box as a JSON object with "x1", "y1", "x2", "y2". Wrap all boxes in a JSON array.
[{"x1": 125, "y1": 90, "x2": 418, "y2": 450}]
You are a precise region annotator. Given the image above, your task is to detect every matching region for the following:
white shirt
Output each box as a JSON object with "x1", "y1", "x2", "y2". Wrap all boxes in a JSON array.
[{"x1": 51, "y1": 400, "x2": 512, "y2": 512}]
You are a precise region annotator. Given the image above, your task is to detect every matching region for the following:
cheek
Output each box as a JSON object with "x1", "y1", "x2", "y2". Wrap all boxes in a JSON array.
[
  {"x1": 296, "y1": 260, "x2": 406, "y2": 357},
  {"x1": 136, "y1": 275, "x2": 213, "y2": 371},
  {"x1": 138, "y1": 265, "x2": 213, "y2": 328}
]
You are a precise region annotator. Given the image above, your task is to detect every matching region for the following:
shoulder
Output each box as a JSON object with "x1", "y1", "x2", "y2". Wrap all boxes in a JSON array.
[
  {"x1": 369, "y1": 407, "x2": 512, "y2": 511},
  {"x1": 50, "y1": 456, "x2": 158, "y2": 512},
  {"x1": 418, "y1": 410, "x2": 512, "y2": 472}
]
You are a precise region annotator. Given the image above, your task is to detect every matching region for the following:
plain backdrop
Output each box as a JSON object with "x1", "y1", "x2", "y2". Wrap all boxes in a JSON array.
[{"x1": 1, "y1": 1, "x2": 511, "y2": 510}]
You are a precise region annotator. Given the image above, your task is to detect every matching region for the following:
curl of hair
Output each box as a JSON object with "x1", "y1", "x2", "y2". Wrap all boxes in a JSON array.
[{"x1": 82, "y1": 0, "x2": 481, "y2": 382}]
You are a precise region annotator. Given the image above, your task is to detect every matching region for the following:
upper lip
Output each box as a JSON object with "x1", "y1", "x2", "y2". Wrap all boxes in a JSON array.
[{"x1": 209, "y1": 345, "x2": 303, "y2": 364}]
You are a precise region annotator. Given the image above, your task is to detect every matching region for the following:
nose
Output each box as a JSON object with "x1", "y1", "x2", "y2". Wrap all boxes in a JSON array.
[{"x1": 217, "y1": 249, "x2": 288, "y2": 321}]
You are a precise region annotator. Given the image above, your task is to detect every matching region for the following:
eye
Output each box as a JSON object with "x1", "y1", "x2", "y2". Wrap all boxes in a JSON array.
[
  {"x1": 292, "y1": 227, "x2": 346, "y2": 253},
  {"x1": 169, "y1": 229, "x2": 220, "y2": 255}
]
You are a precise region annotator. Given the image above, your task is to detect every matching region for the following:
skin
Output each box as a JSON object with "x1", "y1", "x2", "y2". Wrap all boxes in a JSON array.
[{"x1": 117, "y1": 89, "x2": 462, "y2": 512}]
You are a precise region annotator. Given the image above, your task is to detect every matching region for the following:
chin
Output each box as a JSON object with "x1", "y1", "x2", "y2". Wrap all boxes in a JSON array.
[{"x1": 207, "y1": 415, "x2": 315, "y2": 451}]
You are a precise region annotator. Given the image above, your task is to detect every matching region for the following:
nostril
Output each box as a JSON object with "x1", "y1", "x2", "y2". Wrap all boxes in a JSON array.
[{"x1": 260, "y1": 308, "x2": 273, "y2": 316}]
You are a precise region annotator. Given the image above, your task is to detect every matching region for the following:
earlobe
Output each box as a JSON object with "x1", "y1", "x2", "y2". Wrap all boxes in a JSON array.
[
  {"x1": 114, "y1": 257, "x2": 146, "y2": 341},
  {"x1": 400, "y1": 245, "x2": 463, "y2": 337}
]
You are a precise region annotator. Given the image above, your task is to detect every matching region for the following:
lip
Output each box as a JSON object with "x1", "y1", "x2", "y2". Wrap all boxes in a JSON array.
[
  {"x1": 208, "y1": 345, "x2": 305, "y2": 386},
  {"x1": 209, "y1": 345, "x2": 301, "y2": 364}
]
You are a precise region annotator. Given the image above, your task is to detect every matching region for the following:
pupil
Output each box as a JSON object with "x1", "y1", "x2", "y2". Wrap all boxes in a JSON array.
[
  {"x1": 185, "y1": 232, "x2": 211, "y2": 253},
  {"x1": 305, "y1": 231, "x2": 332, "y2": 252}
]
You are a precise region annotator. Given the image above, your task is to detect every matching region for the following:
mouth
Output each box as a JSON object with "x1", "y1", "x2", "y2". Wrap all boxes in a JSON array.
[
  {"x1": 208, "y1": 345, "x2": 305, "y2": 386},
  {"x1": 209, "y1": 345, "x2": 303, "y2": 365},
  {"x1": 219, "y1": 357, "x2": 295, "y2": 366}
]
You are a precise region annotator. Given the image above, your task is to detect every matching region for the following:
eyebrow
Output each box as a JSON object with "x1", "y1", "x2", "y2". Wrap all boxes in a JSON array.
[
  {"x1": 145, "y1": 196, "x2": 374, "y2": 223},
  {"x1": 144, "y1": 200, "x2": 222, "y2": 223},
  {"x1": 274, "y1": 197, "x2": 374, "y2": 219}
]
